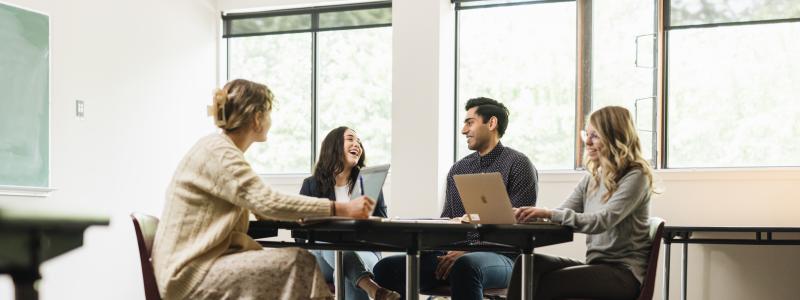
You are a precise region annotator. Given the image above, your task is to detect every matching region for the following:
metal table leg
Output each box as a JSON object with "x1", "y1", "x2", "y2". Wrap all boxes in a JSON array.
[
  {"x1": 406, "y1": 250, "x2": 419, "y2": 300},
  {"x1": 335, "y1": 250, "x2": 344, "y2": 300},
  {"x1": 681, "y1": 242, "x2": 688, "y2": 300},
  {"x1": 12, "y1": 272, "x2": 39, "y2": 300},
  {"x1": 520, "y1": 249, "x2": 534, "y2": 300},
  {"x1": 664, "y1": 241, "x2": 671, "y2": 300}
]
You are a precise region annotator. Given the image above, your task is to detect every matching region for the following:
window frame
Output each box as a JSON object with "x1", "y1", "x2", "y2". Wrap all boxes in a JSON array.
[
  {"x1": 659, "y1": 0, "x2": 800, "y2": 168},
  {"x1": 222, "y1": 2, "x2": 392, "y2": 174},
  {"x1": 454, "y1": 0, "x2": 659, "y2": 170},
  {"x1": 455, "y1": 0, "x2": 800, "y2": 170}
]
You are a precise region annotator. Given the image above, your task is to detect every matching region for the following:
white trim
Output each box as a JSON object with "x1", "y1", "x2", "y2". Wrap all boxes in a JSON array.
[
  {"x1": 537, "y1": 167, "x2": 800, "y2": 183},
  {"x1": 0, "y1": 185, "x2": 55, "y2": 197},
  {"x1": 259, "y1": 173, "x2": 309, "y2": 185},
  {"x1": 0, "y1": 0, "x2": 50, "y2": 16}
]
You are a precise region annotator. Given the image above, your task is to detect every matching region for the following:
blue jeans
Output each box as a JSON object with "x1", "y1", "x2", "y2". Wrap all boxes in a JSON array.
[
  {"x1": 311, "y1": 249, "x2": 381, "y2": 300},
  {"x1": 373, "y1": 251, "x2": 514, "y2": 300}
]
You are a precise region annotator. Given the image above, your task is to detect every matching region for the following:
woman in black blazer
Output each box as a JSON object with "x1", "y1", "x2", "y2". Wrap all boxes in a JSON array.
[{"x1": 299, "y1": 126, "x2": 397, "y2": 300}]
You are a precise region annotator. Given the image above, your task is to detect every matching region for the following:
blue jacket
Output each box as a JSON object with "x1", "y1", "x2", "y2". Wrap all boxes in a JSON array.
[{"x1": 299, "y1": 176, "x2": 388, "y2": 218}]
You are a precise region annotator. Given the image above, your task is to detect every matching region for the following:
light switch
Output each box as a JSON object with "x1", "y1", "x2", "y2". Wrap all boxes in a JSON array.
[{"x1": 76, "y1": 100, "x2": 85, "y2": 119}]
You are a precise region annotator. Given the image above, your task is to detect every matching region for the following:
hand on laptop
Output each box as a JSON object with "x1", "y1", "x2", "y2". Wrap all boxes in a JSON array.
[
  {"x1": 514, "y1": 206, "x2": 552, "y2": 223},
  {"x1": 435, "y1": 251, "x2": 466, "y2": 280},
  {"x1": 336, "y1": 196, "x2": 375, "y2": 219}
]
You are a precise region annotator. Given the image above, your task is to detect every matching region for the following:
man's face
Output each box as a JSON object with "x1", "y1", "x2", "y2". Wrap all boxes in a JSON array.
[{"x1": 461, "y1": 107, "x2": 492, "y2": 151}]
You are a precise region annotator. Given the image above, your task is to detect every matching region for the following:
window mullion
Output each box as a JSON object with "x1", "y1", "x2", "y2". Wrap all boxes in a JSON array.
[
  {"x1": 310, "y1": 13, "x2": 319, "y2": 173},
  {"x1": 656, "y1": 0, "x2": 668, "y2": 169},
  {"x1": 575, "y1": 0, "x2": 592, "y2": 170}
]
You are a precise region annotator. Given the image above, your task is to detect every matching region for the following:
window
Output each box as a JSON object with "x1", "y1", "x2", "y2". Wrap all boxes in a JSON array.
[
  {"x1": 665, "y1": 0, "x2": 800, "y2": 168},
  {"x1": 224, "y1": 2, "x2": 392, "y2": 174},
  {"x1": 591, "y1": 0, "x2": 657, "y2": 164},
  {"x1": 456, "y1": 0, "x2": 577, "y2": 170},
  {"x1": 228, "y1": 34, "x2": 313, "y2": 174},
  {"x1": 317, "y1": 27, "x2": 392, "y2": 166},
  {"x1": 455, "y1": 0, "x2": 800, "y2": 169}
]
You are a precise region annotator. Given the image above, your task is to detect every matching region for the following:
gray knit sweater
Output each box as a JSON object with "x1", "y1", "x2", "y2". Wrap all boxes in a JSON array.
[{"x1": 550, "y1": 169, "x2": 651, "y2": 283}]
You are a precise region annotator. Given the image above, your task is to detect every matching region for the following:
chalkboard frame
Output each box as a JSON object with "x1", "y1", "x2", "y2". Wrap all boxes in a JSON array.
[{"x1": 0, "y1": 1, "x2": 53, "y2": 196}]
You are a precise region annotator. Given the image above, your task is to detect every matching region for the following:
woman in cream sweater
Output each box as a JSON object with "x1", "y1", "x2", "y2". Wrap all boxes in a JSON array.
[{"x1": 152, "y1": 79, "x2": 375, "y2": 300}]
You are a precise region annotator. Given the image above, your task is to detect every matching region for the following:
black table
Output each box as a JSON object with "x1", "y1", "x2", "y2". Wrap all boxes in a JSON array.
[
  {"x1": 663, "y1": 226, "x2": 800, "y2": 300},
  {"x1": 0, "y1": 208, "x2": 108, "y2": 300},
  {"x1": 249, "y1": 219, "x2": 573, "y2": 300}
]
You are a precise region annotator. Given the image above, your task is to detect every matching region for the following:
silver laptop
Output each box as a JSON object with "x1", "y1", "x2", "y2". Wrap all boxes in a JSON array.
[
  {"x1": 351, "y1": 164, "x2": 390, "y2": 214},
  {"x1": 454, "y1": 173, "x2": 553, "y2": 225},
  {"x1": 453, "y1": 172, "x2": 518, "y2": 224}
]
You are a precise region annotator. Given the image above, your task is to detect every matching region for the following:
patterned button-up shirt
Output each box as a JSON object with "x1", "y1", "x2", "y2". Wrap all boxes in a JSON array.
[
  {"x1": 441, "y1": 142, "x2": 539, "y2": 245},
  {"x1": 442, "y1": 142, "x2": 538, "y2": 219}
]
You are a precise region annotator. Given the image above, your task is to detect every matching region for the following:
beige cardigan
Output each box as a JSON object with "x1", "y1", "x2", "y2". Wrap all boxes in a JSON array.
[{"x1": 152, "y1": 133, "x2": 332, "y2": 299}]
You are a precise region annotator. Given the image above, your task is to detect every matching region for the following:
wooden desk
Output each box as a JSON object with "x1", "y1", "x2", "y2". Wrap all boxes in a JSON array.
[
  {"x1": 250, "y1": 219, "x2": 573, "y2": 300},
  {"x1": 663, "y1": 226, "x2": 800, "y2": 300},
  {"x1": 0, "y1": 207, "x2": 108, "y2": 300}
]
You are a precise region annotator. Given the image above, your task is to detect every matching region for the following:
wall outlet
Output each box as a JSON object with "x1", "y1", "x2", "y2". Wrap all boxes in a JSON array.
[{"x1": 76, "y1": 100, "x2": 85, "y2": 119}]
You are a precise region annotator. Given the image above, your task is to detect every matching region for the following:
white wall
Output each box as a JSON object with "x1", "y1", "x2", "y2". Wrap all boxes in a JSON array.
[
  {"x1": 0, "y1": 0, "x2": 218, "y2": 298},
  {"x1": 1, "y1": 0, "x2": 797, "y2": 299}
]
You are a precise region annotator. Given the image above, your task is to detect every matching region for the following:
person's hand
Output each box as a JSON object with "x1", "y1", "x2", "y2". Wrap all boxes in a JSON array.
[
  {"x1": 514, "y1": 206, "x2": 552, "y2": 223},
  {"x1": 435, "y1": 251, "x2": 466, "y2": 280},
  {"x1": 337, "y1": 196, "x2": 375, "y2": 219}
]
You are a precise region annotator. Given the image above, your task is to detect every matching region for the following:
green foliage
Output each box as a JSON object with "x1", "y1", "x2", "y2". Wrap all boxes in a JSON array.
[
  {"x1": 227, "y1": 27, "x2": 392, "y2": 174},
  {"x1": 667, "y1": 23, "x2": 800, "y2": 167}
]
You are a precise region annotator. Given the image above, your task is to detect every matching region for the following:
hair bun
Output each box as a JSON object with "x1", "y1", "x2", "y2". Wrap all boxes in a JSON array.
[{"x1": 208, "y1": 88, "x2": 228, "y2": 127}]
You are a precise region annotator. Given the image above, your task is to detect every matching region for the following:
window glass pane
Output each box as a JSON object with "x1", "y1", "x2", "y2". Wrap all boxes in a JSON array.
[
  {"x1": 667, "y1": 23, "x2": 800, "y2": 167},
  {"x1": 458, "y1": 2, "x2": 576, "y2": 170},
  {"x1": 592, "y1": 0, "x2": 657, "y2": 164},
  {"x1": 228, "y1": 14, "x2": 311, "y2": 36},
  {"x1": 670, "y1": 0, "x2": 800, "y2": 27},
  {"x1": 317, "y1": 27, "x2": 392, "y2": 166},
  {"x1": 228, "y1": 34, "x2": 313, "y2": 173},
  {"x1": 318, "y1": 8, "x2": 391, "y2": 29}
]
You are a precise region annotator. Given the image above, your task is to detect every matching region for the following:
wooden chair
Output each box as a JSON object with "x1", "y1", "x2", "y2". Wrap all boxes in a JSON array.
[
  {"x1": 131, "y1": 213, "x2": 162, "y2": 300},
  {"x1": 635, "y1": 217, "x2": 666, "y2": 300}
]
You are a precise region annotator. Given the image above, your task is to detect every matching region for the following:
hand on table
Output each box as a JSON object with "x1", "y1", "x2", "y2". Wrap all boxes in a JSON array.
[
  {"x1": 337, "y1": 196, "x2": 375, "y2": 219},
  {"x1": 513, "y1": 206, "x2": 552, "y2": 223}
]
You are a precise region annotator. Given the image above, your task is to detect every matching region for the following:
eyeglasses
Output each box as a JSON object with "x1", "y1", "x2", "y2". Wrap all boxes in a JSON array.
[{"x1": 580, "y1": 130, "x2": 600, "y2": 143}]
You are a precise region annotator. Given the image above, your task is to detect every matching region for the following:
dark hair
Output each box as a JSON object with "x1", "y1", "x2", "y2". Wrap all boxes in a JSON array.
[
  {"x1": 465, "y1": 97, "x2": 510, "y2": 137},
  {"x1": 313, "y1": 126, "x2": 366, "y2": 196}
]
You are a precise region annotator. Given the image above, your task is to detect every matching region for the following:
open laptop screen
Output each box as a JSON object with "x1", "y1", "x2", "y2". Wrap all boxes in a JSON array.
[{"x1": 351, "y1": 164, "x2": 390, "y2": 214}]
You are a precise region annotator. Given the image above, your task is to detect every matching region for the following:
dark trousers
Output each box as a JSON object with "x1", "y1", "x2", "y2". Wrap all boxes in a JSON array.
[
  {"x1": 506, "y1": 254, "x2": 640, "y2": 300},
  {"x1": 373, "y1": 251, "x2": 513, "y2": 300}
]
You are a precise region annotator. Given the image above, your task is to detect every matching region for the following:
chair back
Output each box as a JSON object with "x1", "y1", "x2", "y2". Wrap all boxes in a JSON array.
[
  {"x1": 637, "y1": 217, "x2": 665, "y2": 300},
  {"x1": 131, "y1": 213, "x2": 162, "y2": 300}
]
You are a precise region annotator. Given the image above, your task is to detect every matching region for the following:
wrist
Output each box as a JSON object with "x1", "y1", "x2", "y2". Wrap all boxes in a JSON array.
[{"x1": 333, "y1": 202, "x2": 345, "y2": 217}]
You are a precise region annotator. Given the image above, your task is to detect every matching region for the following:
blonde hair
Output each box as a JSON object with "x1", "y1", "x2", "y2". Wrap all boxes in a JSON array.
[
  {"x1": 208, "y1": 79, "x2": 274, "y2": 132},
  {"x1": 585, "y1": 106, "x2": 654, "y2": 202}
]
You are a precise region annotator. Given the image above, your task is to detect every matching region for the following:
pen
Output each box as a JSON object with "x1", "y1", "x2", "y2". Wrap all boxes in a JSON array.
[{"x1": 359, "y1": 175, "x2": 365, "y2": 196}]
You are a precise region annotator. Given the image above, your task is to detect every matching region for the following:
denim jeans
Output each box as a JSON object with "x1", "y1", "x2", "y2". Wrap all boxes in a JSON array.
[
  {"x1": 373, "y1": 251, "x2": 514, "y2": 300},
  {"x1": 311, "y1": 249, "x2": 382, "y2": 300}
]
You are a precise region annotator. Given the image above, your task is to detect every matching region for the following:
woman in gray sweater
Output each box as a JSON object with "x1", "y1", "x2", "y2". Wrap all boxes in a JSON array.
[{"x1": 509, "y1": 106, "x2": 655, "y2": 300}]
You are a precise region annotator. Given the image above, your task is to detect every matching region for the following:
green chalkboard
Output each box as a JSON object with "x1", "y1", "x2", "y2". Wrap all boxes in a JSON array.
[{"x1": 0, "y1": 2, "x2": 49, "y2": 188}]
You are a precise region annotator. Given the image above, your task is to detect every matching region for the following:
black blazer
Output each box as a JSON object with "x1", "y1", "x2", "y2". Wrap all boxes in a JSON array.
[{"x1": 299, "y1": 176, "x2": 388, "y2": 218}]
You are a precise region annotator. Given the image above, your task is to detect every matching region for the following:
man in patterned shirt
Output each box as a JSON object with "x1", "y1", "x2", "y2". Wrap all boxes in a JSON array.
[{"x1": 374, "y1": 97, "x2": 538, "y2": 299}]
